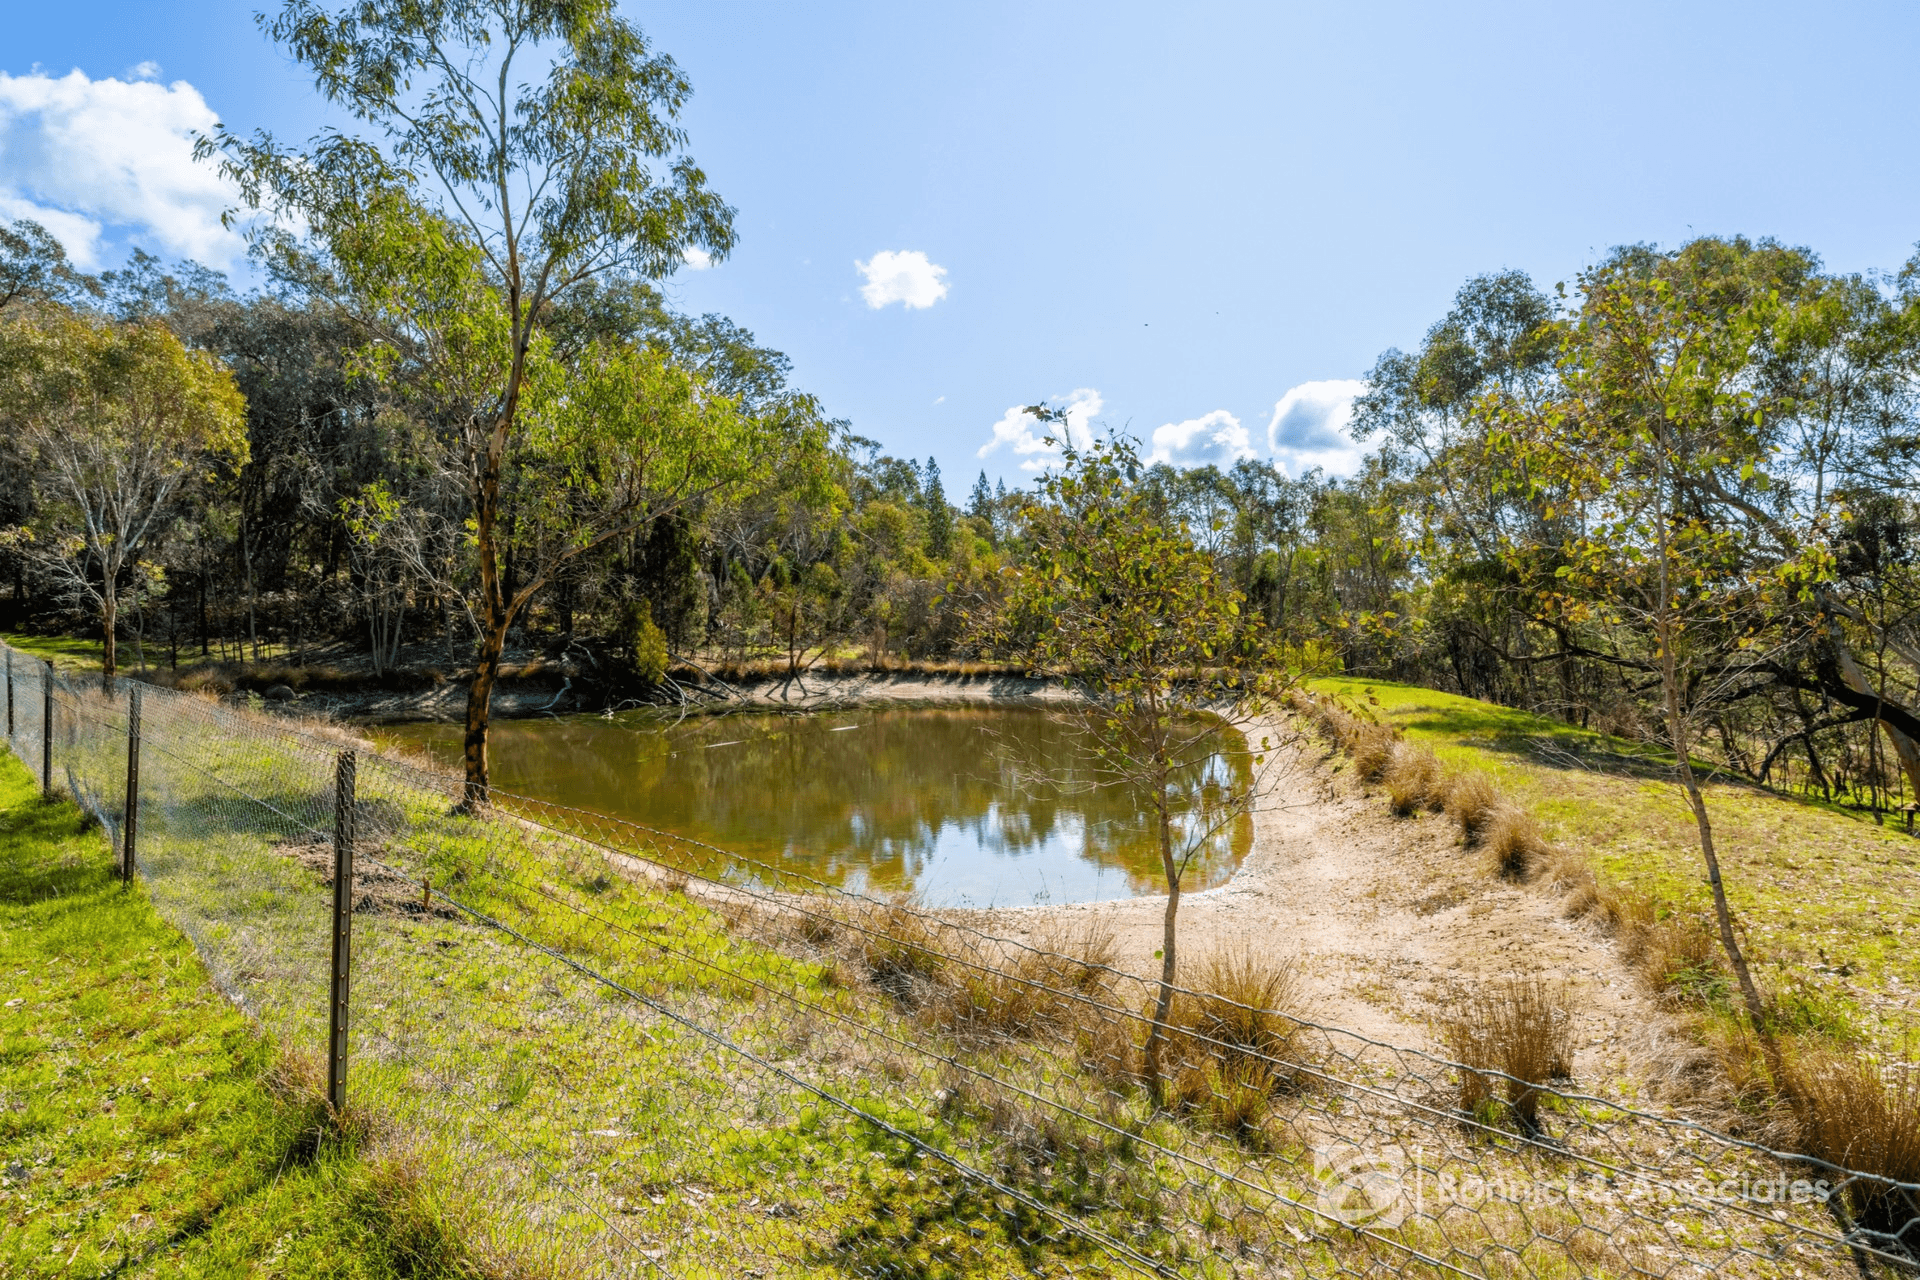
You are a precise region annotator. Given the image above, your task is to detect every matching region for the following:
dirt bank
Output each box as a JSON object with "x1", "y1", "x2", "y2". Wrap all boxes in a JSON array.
[
  {"x1": 968, "y1": 724, "x2": 1652, "y2": 1079},
  {"x1": 286, "y1": 666, "x2": 1068, "y2": 722}
]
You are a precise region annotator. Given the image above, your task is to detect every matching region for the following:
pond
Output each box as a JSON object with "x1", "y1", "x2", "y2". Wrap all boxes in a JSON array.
[{"x1": 375, "y1": 705, "x2": 1254, "y2": 907}]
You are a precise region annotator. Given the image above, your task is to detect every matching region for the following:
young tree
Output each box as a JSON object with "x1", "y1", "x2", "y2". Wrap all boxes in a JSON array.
[
  {"x1": 212, "y1": 0, "x2": 739, "y2": 803},
  {"x1": 983, "y1": 431, "x2": 1292, "y2": 1105},
  {"x1": 1496, "y1": 240, "x2": 1829, "y2": 1071},
  {"x1": 0, "y1": 311, "x2": 248, "y2": 686}
]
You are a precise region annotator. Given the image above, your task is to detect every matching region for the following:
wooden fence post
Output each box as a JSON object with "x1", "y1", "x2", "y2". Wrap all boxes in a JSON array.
[
  {"x1": 328, "y1": 750, "x2": 357, "y2": 1115},
  {"x1": 122, "y1": 685, "x2": 142, "y2": 882},
  {"x1": 41, "y1": 661, "x2": 53, "y2": 796}
]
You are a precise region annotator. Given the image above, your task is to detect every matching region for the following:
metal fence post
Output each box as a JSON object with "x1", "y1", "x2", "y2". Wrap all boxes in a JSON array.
[
  {"x1": 122, "y1": 684, "x2": 142, "y2": 882},
  {"x1": 41, "y1": 660, "x2": 53, "y2": 796},
  {"x1": 328, "y1": 750, "x2": 357, "y2": 1114},
  {"x1": 5, "y1": 647, "x2": 12, "y2": 741}
]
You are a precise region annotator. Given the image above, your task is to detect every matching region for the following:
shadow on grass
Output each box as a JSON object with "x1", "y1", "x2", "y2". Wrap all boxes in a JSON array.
[
  {"x1": 158, "y1": 786, "x2": 416, "y2": 848},
  {"x1": 1321, "y1": 679, "x2": 1719, "y2": 785},
  {"x1": 0, "y1": 791, "x2": 114, "y2": 905},
  {"x1": 824, "y1": 1167, "x2": 1121, "y2": 1280}
]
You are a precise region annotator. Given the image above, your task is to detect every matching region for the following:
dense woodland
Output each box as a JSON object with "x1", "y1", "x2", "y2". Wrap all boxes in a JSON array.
[{"x1": 4, "y1": 225, "x2": 1920, "y2": 815}]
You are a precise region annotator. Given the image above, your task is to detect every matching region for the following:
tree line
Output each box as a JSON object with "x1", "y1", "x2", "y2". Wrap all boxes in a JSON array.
[{"x1": 2, "y1": 2, "x2": 1916, "y2": 819}]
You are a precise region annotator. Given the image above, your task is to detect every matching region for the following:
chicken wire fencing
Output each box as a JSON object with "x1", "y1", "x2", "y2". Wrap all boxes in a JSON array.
[{"x1": 2, "y1": 641, "x2": 1916, "y2": 1280}]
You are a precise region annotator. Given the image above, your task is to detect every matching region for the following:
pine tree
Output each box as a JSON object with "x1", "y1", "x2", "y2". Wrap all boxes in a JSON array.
[
  {"x1": 968, "y1": 470, "x2": 993, "y2": 519},
  {"x1": 924, "y1": 456, "x2": 953, "y2": 558}
]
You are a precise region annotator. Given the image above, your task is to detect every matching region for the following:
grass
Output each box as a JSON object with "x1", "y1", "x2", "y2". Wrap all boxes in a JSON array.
[
  {"x1": 1310, "y1": 676, "x2": 1920, "y2": 1051},
  {"x1": 0, "y1": 748, "x2": 478, "y2": 1277},
  {"x1": 1, "y1": 631, "x2": 107, "y2": 675},
  {"x1": 1778, "y1": 1044, "x2": 1920, "y2": 1253},
  {"x1": 86, "y1": 692, "x2": 1254, "y2": 1277},
  {"x1": 1432, "y1": 977, "x2": 1576, "y2": 1135},
  {"x1": 5, "y1": 668, "x2": 1878, "y2": 1278}
]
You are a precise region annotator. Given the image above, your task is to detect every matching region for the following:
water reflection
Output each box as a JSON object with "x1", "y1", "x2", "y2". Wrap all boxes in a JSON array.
[{"x1": 375, "y1": 706, "x2": 1252, "y2": 907}]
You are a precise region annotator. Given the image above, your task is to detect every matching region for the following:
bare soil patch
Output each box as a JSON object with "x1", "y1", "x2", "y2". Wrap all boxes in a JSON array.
[
  {"x1": 271, "y1": 838, "x2": 463, "y2": 921},
  {"x1": 964, "y1": 727, "x2": 1659, "y2": 1087}
]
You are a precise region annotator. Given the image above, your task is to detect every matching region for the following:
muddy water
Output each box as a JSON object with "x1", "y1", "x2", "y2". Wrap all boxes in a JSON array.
[{"x1": 375, "y1": 706, "x2": 1252, "y2": 907}]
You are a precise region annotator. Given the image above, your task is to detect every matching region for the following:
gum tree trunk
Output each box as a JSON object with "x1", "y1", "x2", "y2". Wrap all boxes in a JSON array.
[{"x1": 1141, "y1": 798, "x2": 1182, "y2": 1110}]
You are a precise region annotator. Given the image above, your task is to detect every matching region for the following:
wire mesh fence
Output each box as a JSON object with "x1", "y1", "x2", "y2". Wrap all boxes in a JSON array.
[{"x1": 3, "y1": 639, "x2": 1915, "y2": 1279}]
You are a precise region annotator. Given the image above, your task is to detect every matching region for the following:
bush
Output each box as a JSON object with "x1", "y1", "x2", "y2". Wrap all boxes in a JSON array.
[{"x1": 1434, "y1": 976, "x2": 1575, "y2": 1135}]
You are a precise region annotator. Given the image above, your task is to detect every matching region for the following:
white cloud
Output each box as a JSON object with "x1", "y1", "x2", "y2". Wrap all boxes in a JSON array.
[
  {"x1": 978, "y1": 388, "x2": 1102, "y2": 470},
  {"x1": 855, "y1": 249, "x2": 948, "y2": 309},
  {"x1": 0, "y1": 193, "x2": 105, "y2": 266},
  {"x1": 0, "y1": 68, "x2": 242, "y2": 269},
  {"x1": 1265, "y1": 379, "x2": 1368, "y2": 478},
  {"x1": 127, "y1": 61, "x2": 162, "y2": 81},
  {"x1": 1146, "y1": 409, "x2": 1257, "y2": 469},
  {"x1": 681, "y1": 245, "x2": 712, "y2": 270}
]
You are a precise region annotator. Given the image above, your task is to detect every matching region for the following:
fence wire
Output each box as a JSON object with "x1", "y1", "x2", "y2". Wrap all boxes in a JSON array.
[{"x1": 3, "y1": 641, "x2": 1915, "y2": 1280}]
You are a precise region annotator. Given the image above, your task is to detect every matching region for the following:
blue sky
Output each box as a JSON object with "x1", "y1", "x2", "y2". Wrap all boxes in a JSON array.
[{"x1": 6, "y1": 2, "x2": 1920, "y2": 487}]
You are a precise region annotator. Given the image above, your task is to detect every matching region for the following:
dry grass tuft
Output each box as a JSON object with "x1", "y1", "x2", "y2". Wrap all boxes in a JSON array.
[
  {"x1": 795, "y1": 908, "x2": 839, "y2": 948},
  {"x1": 1293, "y1": 690, "x2": 1401, "y2": 786},
  {"x1": 1539, "y1": 846, "x2": 1596, "y2": 897},
  {"x1": 1434, "y1": 976, "x2": 1575, "y2": 1134},
  {"x1": 1349, "y1": 724, "x2": 1400, "y2": 784},
  {"x1": 1481, "y1": 808, "x2": 1549, "y2": 879},
  {"x1": 932, "y1": 919, "x2": 1117, "y2": 1041},
  {"x1": 856, "y1": 902, "x2": 951, "y2": 996},
  {"x1": 1160, "y1": 947, "x2": 1319, "y2": 1137},
  {"x1": 1385, "y1": 744, "x2": 1442, "y2": 815},
  {"x1": 1442, "y1": 772, "x2": 1503, "y2": 844},
  {"x1": 1781, "y1": 1046, "x2": 1920, "y2": 1256},
  {"x1": 1618, "y1": 904, "x2": 1723, "y2": 1001}
]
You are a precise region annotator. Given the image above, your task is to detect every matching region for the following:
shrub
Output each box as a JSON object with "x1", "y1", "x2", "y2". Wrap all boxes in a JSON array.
[{"x1": 1434, "y1": 976, "x2": 1575, "y2": 1135}]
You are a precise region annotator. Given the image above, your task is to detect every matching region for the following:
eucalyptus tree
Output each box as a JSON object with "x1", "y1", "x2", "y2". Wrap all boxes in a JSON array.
[
  {"x1": 984, "y1": 432, "x2": 1292, "y2": 1107},
  {"x1": 1492, "y1": 238, "x2": 1831, "y2": 1065},
  {"x1": 0, "y1": 219, "x2": 100, "y2": 312},
  {"x1": 210, "y1": 0, "x2": 739, "y2": 802},
  {"x1": 0, "y1": 311, "x2": 248, "y2": 686}
]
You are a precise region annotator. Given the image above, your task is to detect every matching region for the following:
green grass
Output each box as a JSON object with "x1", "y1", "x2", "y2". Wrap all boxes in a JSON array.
[
  {"x1": 2, "y1": 632, "x2": 107, "y2": 676},
  {"x1": 0, "y1": 749, "x2": 477, "y2": 1277},
  {"x1": 1311, "y1": 676, "x2": 1920, "y2": 1048},
  {"x1": 93, "y1": 698, "x2": 1219, "y2": 1277}
]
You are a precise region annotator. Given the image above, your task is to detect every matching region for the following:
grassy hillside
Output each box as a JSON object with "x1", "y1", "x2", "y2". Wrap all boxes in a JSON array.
[
  {"x1": 1311, "y1": 677, "x2": 1920, "y2": 1049},
  {"x1": 0, "y1": 750, "x2": 473, "y2": 1277},
  {"x1": 1, "y1": 632, "x2": 105, "y2": 675}
]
